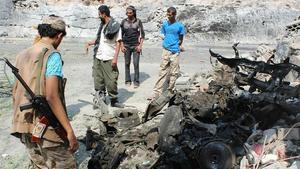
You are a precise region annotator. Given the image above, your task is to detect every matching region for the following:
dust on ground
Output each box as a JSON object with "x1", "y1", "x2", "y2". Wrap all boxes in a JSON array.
[{"x1": 0, "y1": 37, "x2": 256, "y2": 168}]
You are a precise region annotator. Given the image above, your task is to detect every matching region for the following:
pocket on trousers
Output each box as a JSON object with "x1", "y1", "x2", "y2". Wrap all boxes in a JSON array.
[
  {"x1": 170, "y1": 53, "x2": 179, "y2": 62},
  {"x1": 112, "y1": 68, "x2": 119, "y2": 80}
]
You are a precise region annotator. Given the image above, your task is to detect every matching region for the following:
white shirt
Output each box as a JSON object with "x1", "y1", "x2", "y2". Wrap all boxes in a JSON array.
[{"x1": 96, "y1": 25, "x2": 122, "y2": 61}]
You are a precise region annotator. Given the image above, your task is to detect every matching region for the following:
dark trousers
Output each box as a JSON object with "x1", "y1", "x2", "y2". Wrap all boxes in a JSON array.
[{"x1": 124, "y1": 46, "x2": 140, "y2": 84}]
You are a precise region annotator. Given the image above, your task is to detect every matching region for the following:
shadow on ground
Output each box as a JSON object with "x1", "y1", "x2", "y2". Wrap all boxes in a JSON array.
[
  {"x1": 67, "y1": 102, "x2": 89, "y2": 118},
  {"x1": 139, "y1": 72, "x2": 151, "y2": 84},
  {"x1": 118, "y1": 88, "x2": 135, "y2": 103}
]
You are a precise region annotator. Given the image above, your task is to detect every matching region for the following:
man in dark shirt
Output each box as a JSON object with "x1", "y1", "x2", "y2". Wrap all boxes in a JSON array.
[{"x1": 120, "y1": 5, "x2": 145, "y2": 88}]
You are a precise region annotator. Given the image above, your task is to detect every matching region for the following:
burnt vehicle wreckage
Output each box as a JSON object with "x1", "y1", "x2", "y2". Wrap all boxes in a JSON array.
[
  {"x1": 80, "y1": 43, "x2": 300, "y2": 169},
  {"x1": 2, "y1": 19, "x2": 300, "y2": 169},
  {"x1": 1, "y1": 42, "x2": 299, "y2": 168}
]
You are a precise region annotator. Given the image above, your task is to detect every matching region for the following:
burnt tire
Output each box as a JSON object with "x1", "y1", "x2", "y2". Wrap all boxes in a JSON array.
[{"x1": 196, "y1": 141, "x2": 235, "y2": 169}]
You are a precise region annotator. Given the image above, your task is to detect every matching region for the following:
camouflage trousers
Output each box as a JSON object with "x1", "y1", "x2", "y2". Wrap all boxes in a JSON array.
[
  {"x1": 93, "y1": 58, "x2": 119, "y2": 100},
  {"x1": 153, "y1": 49, "x2": 180, "y2": 96},
  {"x1": 21, "y1": 134, "x2": 77, "y2": 169}
]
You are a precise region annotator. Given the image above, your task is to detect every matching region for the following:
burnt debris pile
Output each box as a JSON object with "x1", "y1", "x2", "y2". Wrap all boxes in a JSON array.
[
  {"x1": 79, "y1": 20, "x2": 300, "y2": 169},
  {"x1": 79, "y1": 47, "x2": 300, "y2": 168}
]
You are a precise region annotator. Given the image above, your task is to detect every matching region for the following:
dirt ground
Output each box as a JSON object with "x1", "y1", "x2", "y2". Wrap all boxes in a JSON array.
[{"x1": 0, "y1": 37, "x2": 257, "y2": 168}]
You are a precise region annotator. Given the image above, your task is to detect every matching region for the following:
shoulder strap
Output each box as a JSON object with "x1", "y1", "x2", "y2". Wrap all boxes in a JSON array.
[
  {"x1": 35, "y1": 48, "x2": 58, "y2": 94},
  {"x1": 34, "y1": 48, "x2": 49, "y2": 94}
]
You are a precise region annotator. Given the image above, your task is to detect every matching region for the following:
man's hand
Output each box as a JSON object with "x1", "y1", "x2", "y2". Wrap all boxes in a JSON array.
[
  {"x1": 85, "y1": 43, "x2": 90, "y2": 55},
  {"x1": 180, "y1": 45, "x2": 185, "y2": 52},
  {"x1": 136, "y1": 45, "x2": 142, "y2": 53},
  {"x1": 46, "y1": 76, "x2": 79, "y2": 153},
  {"x1": 112, "y1": 57, "x2": 118, "y2": 70},
  {"x1": 113, "y1": 41, "x2": 121, "y2": 69},
  {"x1": 121, "y1": 45, "x2": 127, "y2": 53},
  {"x1": 67, "y1": 131, "x2": 79, "y2": 153},
  {"x1": 85, "y1": 40, "x2": 95, "y2": 55}
]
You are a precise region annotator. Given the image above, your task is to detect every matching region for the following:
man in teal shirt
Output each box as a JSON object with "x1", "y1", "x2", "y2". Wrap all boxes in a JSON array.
[
  {"x1": 12, "y1": 15, "x2": 78, "y2": 168},
  {"x1": 149, "y1": 7, "x2": 185, "y2": 100},
  {"x1": 46, "y1": 52, "x2": 63, "y2": 78}
]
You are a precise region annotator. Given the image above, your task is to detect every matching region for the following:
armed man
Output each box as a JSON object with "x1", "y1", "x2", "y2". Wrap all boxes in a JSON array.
[{"x1": 11, "y1": 15, "x2": 78, "y2": 168}]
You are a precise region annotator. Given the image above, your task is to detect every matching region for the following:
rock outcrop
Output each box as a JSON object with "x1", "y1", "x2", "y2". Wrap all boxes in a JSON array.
[{"x1": 0, "y1": 0, "x2": 300, "y2": 43}]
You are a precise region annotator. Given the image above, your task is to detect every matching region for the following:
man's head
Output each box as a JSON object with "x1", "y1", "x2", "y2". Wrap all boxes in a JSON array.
[
  {"x1": 98, "y1": 5, "x2": 110, "y2": 23},
  {"x1": 166, "y1": 7, "x2": 176, "y2": 21},
  {"x1": 126, "y1": 5, "x2": 136, "y2": 19},
  {"x1": 38, "y1": 15, "x2": 67, "y2": 48}
]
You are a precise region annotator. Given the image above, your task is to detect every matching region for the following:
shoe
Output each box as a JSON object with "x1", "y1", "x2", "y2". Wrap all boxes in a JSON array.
[
  {"x1": 147, "y1": 94, "x2": 159, "y2": 101},
  {"x1": 93, "y1": 91, "x2": 106, "y2": 109},
  {"x1": 111, "y1": 102, "x2": 125, "y2": 108},
  {"x1": 125, "y1": 82, "x2": 131, "y2": 87},
  {"x1": 133, "y1": 83, "x2": 139, "y2": 88}
]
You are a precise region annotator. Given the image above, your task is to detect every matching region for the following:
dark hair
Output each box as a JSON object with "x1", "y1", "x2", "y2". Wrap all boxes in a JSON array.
[
  {"x1": 167, "y1": 7, "x2": 177, "y2": 15},
  {"x1": 98, "y1": 5, "x2": 110, "y2": 17},
  {"x1": 37, "y1": 24, "x2": 66, "y2": 38},
  {"x1": 126, "y1": 5, "x2": 136, "y2": 18}
]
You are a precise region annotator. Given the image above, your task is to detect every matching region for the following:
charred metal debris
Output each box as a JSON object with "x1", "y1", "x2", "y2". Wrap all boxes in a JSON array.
[
  {"x1": 80, "y1": 19, "x2": 300, "y2": 169},
  {"x1": 80, "y1": 43, "x2": 300, "y2": 169}
]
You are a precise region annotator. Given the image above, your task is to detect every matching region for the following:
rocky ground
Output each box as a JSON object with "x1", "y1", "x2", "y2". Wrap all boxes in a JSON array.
[
  {"x1": 0, "y1": 37, "x2": 256, "y2": 168},
  {"x1": 1, "y1": 0, "x2": 300, "y2": 43}
]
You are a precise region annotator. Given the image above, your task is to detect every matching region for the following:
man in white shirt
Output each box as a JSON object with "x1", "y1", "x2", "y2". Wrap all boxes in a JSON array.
[{"x1": 86, "y1": 5, "x2": 124, "y2": 108}]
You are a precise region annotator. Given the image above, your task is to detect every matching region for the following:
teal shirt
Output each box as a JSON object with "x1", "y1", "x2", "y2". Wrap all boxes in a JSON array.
[{"x1": 45, "y1": 52, "x2": 63, "y2": 78}]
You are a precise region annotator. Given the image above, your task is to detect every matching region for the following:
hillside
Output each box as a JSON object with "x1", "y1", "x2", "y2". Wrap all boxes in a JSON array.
[{"x1": 1, "y1": 0, "x2": 300, "y2": 42}]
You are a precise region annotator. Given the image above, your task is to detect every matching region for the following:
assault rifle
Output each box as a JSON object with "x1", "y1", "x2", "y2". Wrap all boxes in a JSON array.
[{"x1": 1, "y1": 57, "x2": 68, "y2": 144}]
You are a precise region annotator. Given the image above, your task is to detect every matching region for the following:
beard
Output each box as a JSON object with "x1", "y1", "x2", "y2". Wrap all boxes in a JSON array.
[{"x1": 100, "y1": 17, "x2": 105, "y2": 24}]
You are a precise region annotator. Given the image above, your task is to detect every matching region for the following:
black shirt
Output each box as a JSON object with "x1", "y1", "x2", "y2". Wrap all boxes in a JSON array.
[{"x1": 121, "y1": 18, "x2": 145, "y2": 46}]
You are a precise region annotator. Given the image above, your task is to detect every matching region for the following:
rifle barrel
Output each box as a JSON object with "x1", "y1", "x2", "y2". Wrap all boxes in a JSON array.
[{"x1": 1, "y1": 57, "x2": 35, "y2": 98}]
